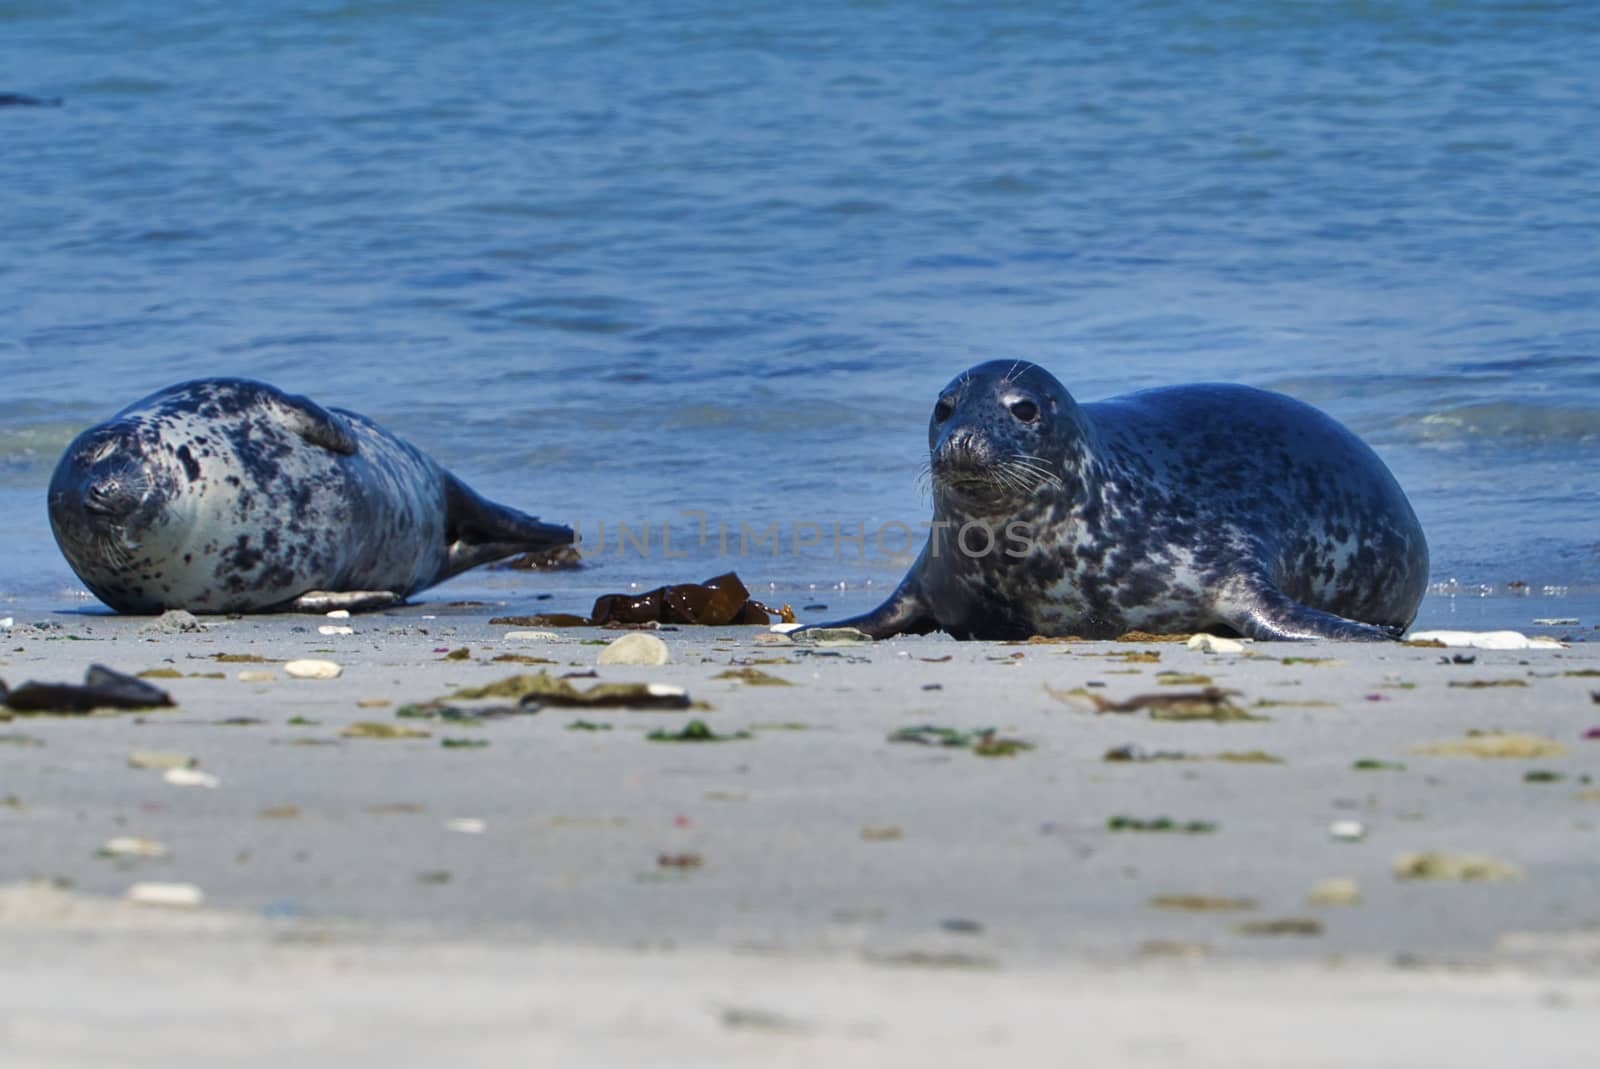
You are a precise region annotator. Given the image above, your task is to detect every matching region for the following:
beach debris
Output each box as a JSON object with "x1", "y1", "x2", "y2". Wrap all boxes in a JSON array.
[
  {"x1": 1051, "y1": 684, "x2": 1257, "y2": 721},
  {"x1": 99, "y1": 837, "x2": 169, "y2": 859},
  {"x1": 494, "y1": 543, "x2": 584, "y2": 571},
  {"x1": 441, "y1": 738, "x2": 490, "y2": 749},
  {"x1": 128, "y1": 750, "x2": 196, "y2": 770},
  {"x1": 258, "y1": 805, "x2": 300, "y2": 820},
  {"x1": 213, "y1": 653, "x2": 274, "y2": 663},
  {"x1": 450, "y1": 670, "x2": 691, "y2": 710},
  {"x1": 492, "y1": 653, "x2": 557, "y2": 665},
  {"x1": 1307, "y1": 878, "x2": 1362, "y2": 907},
  {"x1": 1447, "y1": 678, "x2": 1527, "y2": 689},
  {"x1": 164, "y1": 768, "x2": 220, "y2": 788},
  {"x1": 720, "y1": 1007, "x2": 814, "y2": 1036},
  {"x1": 1187, "y1": 633, "x2": 1245, "y2": 653},
  {"x1": 238, "y1": 670, "x2": 274, "y2": 682},
  {"x1": 1107, "y1": 815, "x2": 1217, "y2": 834},
  {"x1": 0, "y1": 617, "x2": 11, "y2": 629},
  {"x1": 495, "y1": 573, "x2": 790, "y2": 628},
  {"x1": 502, "y1": 630, "x2": 563, "y2": 641},
  {"x1": 341, "y1": 721, "x2": 429, "y2": 740},
  {"x1": 441, "y1": 647, "x2": 471, "y2": 661},
  {"x1": 712, "y1": 667, "x2": 793, "y2": 686},
  {"x1": 647, "y1": 718, "x2": 750, "y2": 742},
  {"x1": 1116, "y1": 631, "x2": 1191, "y2": 643},
  {"x1": 861, "y1": 825, "x2": 903, "y2": 841},
  {"x1": 137, "y1": 667, "x2": 183, "y2": 679},
  {"x1": 417, "y1": 870, "x2": 452, "y2": 885},
  {"x1": 566, "y1": 719, "x2": 613, "y2": 731},
  {"x1": 1213, "y1": 750, "x2": 1283, "y2": 764},
  {"x1": 444, "y1": 818, "x2": 487, "y2": 834},
  {"x1": 1393, "y1": 852, "x2": 1521, "y2": 883},
  {"x1": 1, "y1": 665, "x2": 174, "y2": 714},
  {"x1": 1104, "y1": 744, "x2": 1190, "y2": 762},
  {"x1": 1523, "y1": 769, "x2": 1565, "y2": 783},
  {"x1": 792, "y1": 627, "x2": 872, "y2": 646},
  {"x1": 126, "y1": 881, "x2": 204, "y2": 908},
  {"x1": 1329, "y1": 820, "x2": 1366, "y2": 842},
  {"x1": 1157, "y1": 672, "x2": 1212, "y2": 685},
  {"x1": 284, "y1": 659, "x2": 342, "y2": 679},
  {"x1": 1150, "y1": 894, "x2": 1257, "y2": 912},
  {"x1": 596, "y1": 632, "x2": 670, "y2": 666},
  {"x1": 887, "y1": 724, "x2": 1033, "y2": 755},
  {"x1": 1411, "y1": 731, "x2": 1567, "y2": 759},
  {"x1": 1234, "y1": 917, "x2": 1323, "y2": 937},
  {"x1": 657, "y1": 852, "x2": 703, "y2": 869},
  {"x1": 1407, "y1": 630, "x2": 1564, "y2": 650},
  {"x1": 1353, "y1": 759, "x2": 1407, "y2": 772},
  {"x1": 0, "y1": 732, "x2": 43, "y2": 747},
  {"x1": 325, "y1": 609, "x2": 351, "y2": 619},
  {"x1": 317, "y1": 624, "x2": 355, "y2": 636},
  {"x1": 139, "y1": 609, "x2": 204, "y2": 634}
]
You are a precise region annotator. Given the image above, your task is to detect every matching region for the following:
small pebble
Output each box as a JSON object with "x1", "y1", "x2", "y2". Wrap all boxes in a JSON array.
[
  {"x1": 445, "y1": 818, "x2": 487, "y2": 835},
  {"x1": 317, "y1": 625, "x2": 355, "y2": 636},
  {"x1": 325, "y1": 609, "x2": 351, "y2": 619},
  {"x1": 164, "y1": 768, "x2": 221, "y2": 789},
  {"x1": 1329, "y1": 820, "x2": 1366, "y2": 842},
  {"x1": 100, "y1": 836, "x2": 169, "y2": 859},
  {"x1": 1187, "y1": 633, "x2": 1245, "y2": 653},
  {"x1": 237, "y1": 670, "x2": 275, "y2": 683},
  {"x1": 126, "y1": 882, "x2": 204, "y2": 908},
  {"x1": 596, "y1": 633, "x2": 670, "y2": 666},
  {"x1": 284, "y1": 659, "x2": 342, "y2": 679}
]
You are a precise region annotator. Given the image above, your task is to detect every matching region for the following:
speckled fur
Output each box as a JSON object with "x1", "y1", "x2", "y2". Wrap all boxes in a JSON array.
[
  {"x1": 48, "y1": 379, "x2": 572, "y2": 614},
  {"x1": 820, "y1": 360, "x2": 1429, "y2": 641}
]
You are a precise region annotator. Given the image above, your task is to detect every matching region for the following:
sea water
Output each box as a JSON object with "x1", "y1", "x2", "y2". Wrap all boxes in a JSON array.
[{"x1": 3, "y1": 1, "x2": 1596, "y2": 632}]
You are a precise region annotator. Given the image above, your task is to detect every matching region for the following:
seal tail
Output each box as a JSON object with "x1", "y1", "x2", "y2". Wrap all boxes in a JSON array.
[{"x1": 440, "y1": 474, "x2": 575, "y2": 580}]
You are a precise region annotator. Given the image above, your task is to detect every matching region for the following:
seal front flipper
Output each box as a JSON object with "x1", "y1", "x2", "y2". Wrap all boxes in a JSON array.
[
  {"x1": 440, "y1": 474, "x2": 575, "y2": 579},
  {"x1": 1217, "y1": 581, "x2": 1401, "y2": 642},
  {"x1": 267, "y1": 392, "x2": 359, "y2": 455},
  {"x1": 806, "y1": 568, "x2": 937, "y2": 640},
  {"x1": 290, "y1": 590, "x2": 405, "y2": 613}
]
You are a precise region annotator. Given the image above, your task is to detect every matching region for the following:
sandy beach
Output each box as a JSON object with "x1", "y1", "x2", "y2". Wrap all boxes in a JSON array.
[{"x1": 3, "y1": 606, "x2": 1599, "y2": 1065}]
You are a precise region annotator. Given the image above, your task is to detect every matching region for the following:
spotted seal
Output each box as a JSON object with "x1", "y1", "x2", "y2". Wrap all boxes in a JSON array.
[
  {"x1": 815, "y1": 360, "x2": 1429, "y2": 641},
  {"x1": 48, "y1": 378, "x2": 574, "y2": 614}
]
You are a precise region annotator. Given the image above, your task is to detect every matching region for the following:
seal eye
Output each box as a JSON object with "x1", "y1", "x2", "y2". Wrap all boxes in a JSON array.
[
  {"x1": 933, "y1": 400, "x2": 954, "y2": 423},
  {"x1": 1010, "y1": 399, "x2": 1040, "y2": 423}
]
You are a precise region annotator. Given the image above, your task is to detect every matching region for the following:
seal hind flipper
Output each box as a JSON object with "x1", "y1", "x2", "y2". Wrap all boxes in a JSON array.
[
  {"x1": 1218, "y1": 582, "x2": 1402, "y2": 642},
  {"x1": 441, "y1": 474, "x2": 574, "y2": 579},
  {"x1": 290, "y1": 590, "x2": 405, "y2": 613}
]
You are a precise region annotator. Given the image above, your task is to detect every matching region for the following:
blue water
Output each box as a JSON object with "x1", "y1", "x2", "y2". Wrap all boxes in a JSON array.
[{"x1": 3, "y1": 1, "x2": 1598, "y2": 629}]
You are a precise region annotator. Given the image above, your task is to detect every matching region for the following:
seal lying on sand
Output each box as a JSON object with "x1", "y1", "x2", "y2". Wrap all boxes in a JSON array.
[
  {"x1": 49, "y1": 378, "x2": 573, "y2": 614},
  {"x1": 813, "y1": 360, "x2": 1428, "y2": 641}
]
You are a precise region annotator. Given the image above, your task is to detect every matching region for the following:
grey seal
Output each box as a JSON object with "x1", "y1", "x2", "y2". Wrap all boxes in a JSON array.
[
  {"x1": 48, "y1": 378, "x2": 574, "y2": 614},
  {"x1": 814, "y1": 360, "x2": 1429, "y2": 641}
]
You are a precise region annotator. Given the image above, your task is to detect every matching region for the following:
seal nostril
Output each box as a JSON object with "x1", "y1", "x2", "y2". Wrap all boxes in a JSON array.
[{"x1": 1010, "y1": 400, "x2": 1039, "y2": 423}]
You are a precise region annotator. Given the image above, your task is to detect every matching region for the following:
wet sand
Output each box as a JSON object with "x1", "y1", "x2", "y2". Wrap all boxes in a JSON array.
[{"x1": 3, "y1": 607, "x2": 1599, "y2": 1065}]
